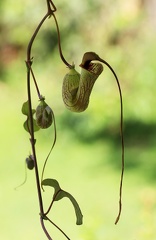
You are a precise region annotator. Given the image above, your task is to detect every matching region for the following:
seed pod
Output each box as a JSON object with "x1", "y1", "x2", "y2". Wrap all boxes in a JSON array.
[
  {"x1": 62, "y1": 62, "x2": 103, "y2": 112},
  {"x1": 26, "y1": 155, "x2": 34, "y2": 170},
  {"x1": 36, "y1": 99, "x2": 53, "y2": 129}
]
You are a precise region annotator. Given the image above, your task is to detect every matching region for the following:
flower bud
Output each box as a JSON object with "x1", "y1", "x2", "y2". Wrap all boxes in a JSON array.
[
  {"x1": 26, "y1": 155, "x2": 34, "y2": 170},
  {"x1": 62, "y1": 61, "x2": 103, "y2": 112},
  {"x1": 62, "y1": 66, "x2": 80, "y2": 107},
  {"x1": 36, "y1": 99, "x2": 53, "y2": 129}
]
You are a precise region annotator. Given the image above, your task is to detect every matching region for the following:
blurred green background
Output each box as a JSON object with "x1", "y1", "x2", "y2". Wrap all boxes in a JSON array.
[{"x1": 0, "y1": 0, "x2": 156, "y2": 239}]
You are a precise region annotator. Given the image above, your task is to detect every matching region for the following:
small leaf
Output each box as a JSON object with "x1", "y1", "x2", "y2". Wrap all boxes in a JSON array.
[
  {"x1": 57, "y1": 190, "x2": 83, "y2": 225},
  {"x1": 23, "y1": 118, "x2": 40, "y2": 133},
  {"x1": 41, "y1": 178, "x2": 61, "y2": 194},
  {"x1": 22, "y1": 101, "x2": 29, "y2": 115},
  {"x1": 22, "y1": 101, "x2": 35, "y2": 115},
  {"x1": 42, "y1": 178, "x2": 83, "y2": 225},
  {"x1": 22, "y1": 101, "x2": 40, "y2": 133}
]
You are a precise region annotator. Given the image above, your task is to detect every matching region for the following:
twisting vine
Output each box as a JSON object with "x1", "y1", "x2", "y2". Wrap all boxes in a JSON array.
[
  {"x1": 21, "y1": 0, "x2": 125, "y2": 239},
  {"x1": 23, "y1": 1, "x2": 82, "y2": 240}
]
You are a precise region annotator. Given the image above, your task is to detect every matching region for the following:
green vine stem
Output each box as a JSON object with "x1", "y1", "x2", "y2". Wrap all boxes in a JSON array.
[
  {"x1": 25, "y1": 1, "x2": 71, "y2": 239},
  {"x1": 40, "y1": 110, "x2": 57, "y2": 189}
]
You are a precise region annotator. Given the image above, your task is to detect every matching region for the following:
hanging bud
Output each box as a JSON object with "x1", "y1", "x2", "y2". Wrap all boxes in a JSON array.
[
  {"x1": 36, "y1": 98, "x2": 53, "y2": 129},
  {"x1": 26, "y1": 155, "x2": 34, "y2": 170},
  {"x1": 62, "y1": 55, "x2": 103, "y2": 112}
]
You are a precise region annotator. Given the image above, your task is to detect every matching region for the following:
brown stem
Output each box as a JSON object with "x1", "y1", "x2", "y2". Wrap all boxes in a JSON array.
[
  {"x1": 80, "y1": 52, "x2": 124, "y2": 223},
  {"x1": 41, "y1": 110, "x2": 57, "y2": 190},
  {"x1": 26, "y1": 61, "x2": 42, "y2": 99},
  {"x1": 51, "y1": 12, "x2": 72, "y2": 68},
  {"x1": 27, "y1": 13, "x2": 49, "y2": 62},
  {"x1": 26, "y1": 68, "x2": 45, "y2": 224},
  {"x1": 26, "y1": 4, "x2": 53, "y2": 239},
  {"x1": 46, "y1": 216, "x2": 71, "y2": 240},
  {"x1": 40, "y1": 217, "x2": 53, "y2": 240},
  {"x1": 99, "y1": 59, "x2": 124, "y2": 224}
]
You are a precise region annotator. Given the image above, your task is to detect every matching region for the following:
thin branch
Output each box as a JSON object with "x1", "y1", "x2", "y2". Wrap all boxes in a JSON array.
[
  {"x1": 41, "y1": 110, "x2": 57, "y2": 189},
  {"x1": 25, "y1": 4, "x2": 54, "y2": 239},
  {"x1": 44, "y1": 189, "x2": 62, "y2": 216},
  {"x1": 26, "y1": 61, "x2": 42, "y2": 99},
  {"x1": 27, "y1": 13, "x2": 49, "y2": 62},
  {"x1": 47, "y1": 0, "x2": 57, "y2": 12},
  {"x1": 46, "y1": 216, "x2": 71, "y2": 240},
  {"x1": 51, "y1": 12, "x2": 72, "y2": 68},
  {"x1": 26, "y1": 11, "x2": 50, "y2": 217},
  {"x1": 26, "y1": 68, "x2": 44, "y2": 214},
  {"x1": 98, "y1": 59, "x2": 124, "y2": 224}
]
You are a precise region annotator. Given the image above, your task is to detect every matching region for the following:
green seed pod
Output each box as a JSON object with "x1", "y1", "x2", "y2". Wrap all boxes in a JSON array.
[
  {"x1": 26, "y1": 155, "x2": 34, "y2": 170},
  {"x1": 62, "y1": 62, "x2": 103, "y2": 112},
  {"x1": 36, "y1": 99, "x2": 53, "y2": 129}
]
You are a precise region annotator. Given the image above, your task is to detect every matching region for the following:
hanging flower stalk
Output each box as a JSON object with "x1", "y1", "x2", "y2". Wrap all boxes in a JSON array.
[{"x1": 62, "y1": 51, "x2": 125, "y2": 224}]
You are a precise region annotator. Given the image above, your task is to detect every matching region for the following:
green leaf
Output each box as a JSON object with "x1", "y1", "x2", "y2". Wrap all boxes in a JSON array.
[
  {"x1": 22, "y1": 101, "x2": 29, "y2": 115},
  {"x1": 41, "y1": 178, "x2": 61, "y2": 194},
  {"x1": 23, "y1": 118, "x2": 40, "y2": 133},
  {"x1": 22, "y1": 101, "x2": 40, "y2": 133},
  {"x1": 42, "y1": 178, "x2": 83, "y2": 225},
  {"x1": 22, "y1": 101, "x2": 36, "y2": 115},
  {"x1": 57, "y1": 190, "x2": 83, "y2": 225},
  {"x1": 22, "y1": 101, "x2": 36, "y2": 116}
]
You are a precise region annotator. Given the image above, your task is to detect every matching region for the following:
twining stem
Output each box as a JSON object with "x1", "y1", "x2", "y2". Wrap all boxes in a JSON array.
[
  {"x1": 26, "y1": 6, "x2": 53, "y2": 240},
  {"x1": 26, "y1": 68, "x2": 55, "y2": 239},
  {"x1": 51, "y1": 12, "x2": 72, "y2": 68},
  {"x1": 26, "y1": 68, "x2": 44, "y2": 213},
  {"x1": 26, "y1": 61, "x2": 42, "y2": 99},
  {"x1": 27, "y1": 13, "x2": 49, "y2": 62},
  {"x1": 41, "y1": 110, "x2": 57, "y2": 189},
  {"x1": 25, "y1": 1, "x2": 72, "y2": 239}
]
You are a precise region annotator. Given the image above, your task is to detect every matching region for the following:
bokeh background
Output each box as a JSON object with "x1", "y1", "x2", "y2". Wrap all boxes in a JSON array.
[{"x1": 0, "y1": 0, "x2": 156, "y2": 239}]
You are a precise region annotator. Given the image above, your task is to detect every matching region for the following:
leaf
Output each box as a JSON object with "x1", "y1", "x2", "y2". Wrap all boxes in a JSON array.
[
  {"x1": 57, "y1": 190, "x2": 83, "y2": 225},
  {"x1": 22, "y1": 101, "x2": 29, "y2": 115},
  {"x1": 41, "y1": 178, "x2": 61, "y2": 194},
  {"x1": 42, "y1": 178, "x2": 83, "y2": 225},
  {"x1": 23, "y1": 118, "x2": 40, "y2": 133},
  {"x1": 22, "y1": 101, "x2": 40, "y2": 133},
  {"x1": 22, "y1": 101, "x2": 36, "y2": 115}
]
